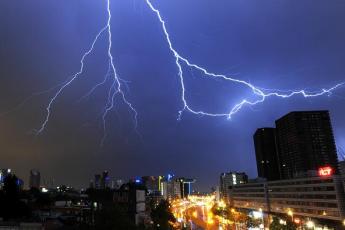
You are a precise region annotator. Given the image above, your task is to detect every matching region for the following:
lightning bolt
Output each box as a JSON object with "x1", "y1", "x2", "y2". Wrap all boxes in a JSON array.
[
  {"x1": 77, "y1": 61, "x2": 112, "y2": 103},
  {"x1": 144, "y1": 0, "x2": 344, "y2": 120},
  {"x1": 28, "y1": 0, "x2": 343, "y2": 142},
  {"x1": 36, "y1": 0, "x2": 138, "y2": 141},
  {"x1": 0, "y1": 81, "x2": 68, "y2": 118}
]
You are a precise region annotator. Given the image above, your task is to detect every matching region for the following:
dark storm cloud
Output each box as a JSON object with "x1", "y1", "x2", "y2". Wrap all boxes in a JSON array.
[{"x1": 0, "y1": 0, "x2": 344, "y2": 190}]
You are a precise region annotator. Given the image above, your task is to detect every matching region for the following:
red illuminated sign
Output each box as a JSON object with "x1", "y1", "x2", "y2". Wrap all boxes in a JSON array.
[{"x1": 318, "y1": 166, "x2": 333, "y2": 177}]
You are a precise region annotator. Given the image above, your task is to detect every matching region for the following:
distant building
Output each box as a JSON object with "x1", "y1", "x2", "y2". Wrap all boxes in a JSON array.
[
  {"x1": 0, "y1": 168, "x2": 12, "y2": 189},
  {"x1": 17, "y1": 178, "x2": 24, "y2": 190},
  {"x1": 220, "y1": 172, "x2": 248, "y2": 202},
  {"x1": 93, "y1": 171, "x2": 111, "y2": 189},
  {"x1": 253, "y1": 128, "x2": 281, "y2": 181},
  {"x1": 179, "y1": 178, "x2": 196, "y2": 198},
  {"x1": 29, "y1": 169, "x2": 41, "y2": 189},
  {"x1": 89, "y1": 180, "x2": 94, "y2": 189},
  {"x1": 116, "y1": 179, "x2": 124, "y2": 189},
  {"x1": 142, "y1": 176, "x2": 160, "y2": 195},
  {"x1": 161, "y1": 177, "x2": 196, "y2": 199},
  {"x1": 94, "y1": 174, "x2": 101, "y2": 189},
  {"x1": 101, "y1": 171, "x2": 110, "y2": 189},
  {"x1": 275, "y1": 111, "x2": 339, "y2": 179},
  {"x1": 161, "y1": 179, "x2": 180, "y2": 200}
]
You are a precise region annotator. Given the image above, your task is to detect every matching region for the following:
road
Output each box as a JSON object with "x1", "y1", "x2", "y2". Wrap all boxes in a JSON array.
[{"x1": 171, "y1": 195, "x2": 234, "y2": 230}]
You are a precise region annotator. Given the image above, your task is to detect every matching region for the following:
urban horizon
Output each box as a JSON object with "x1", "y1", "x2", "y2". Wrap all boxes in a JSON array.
[{"x1": 2, "y1": 109, "x2": 344, "y2": 190}]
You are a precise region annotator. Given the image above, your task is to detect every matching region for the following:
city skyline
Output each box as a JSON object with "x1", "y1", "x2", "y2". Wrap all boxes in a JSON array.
[
  {"x1": 2, "y1": 109, "x2": 344, "y2": 191},
  {"x1": 0, "y1": 0, "x2": 345, "y2": 191}
]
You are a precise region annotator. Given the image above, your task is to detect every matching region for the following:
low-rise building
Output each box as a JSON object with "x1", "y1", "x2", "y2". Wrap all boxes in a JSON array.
[
  {"x1": 113, "y1": 182, "x2": 147, "y2": 225},
  {"x1": 229, "y1": 174, "x2": 345, "y2": 226}
]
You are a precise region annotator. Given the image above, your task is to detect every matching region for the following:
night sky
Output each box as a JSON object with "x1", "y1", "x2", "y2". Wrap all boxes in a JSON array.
[{"x1": 0, "y1": 0, "x2": 344, "y2": 191}]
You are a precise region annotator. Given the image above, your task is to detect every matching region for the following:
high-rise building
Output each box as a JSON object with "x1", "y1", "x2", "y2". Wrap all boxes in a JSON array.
[
  {"x1": 275, "y1": 111, "x2": 339, "y2": 179},
  {"x1": 253, "y1": 128, "x2": 280, "y2": 181},
  {"x1": 29, "y1": 169, "x2": 41, "y2": 189},
  {"x1": 220, "y1": 172, "x2": 248, "y2": 202}
]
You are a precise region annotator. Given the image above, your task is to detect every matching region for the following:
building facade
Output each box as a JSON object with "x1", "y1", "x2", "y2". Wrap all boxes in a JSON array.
[
  {"x1": 220, "y1": 172, "x2": 248, "y2": 202},
  {"x1": 161, "y1": 179, "x2": 181, "y2": 200},
  {"x1": 113, "y1": 182, "x2": 147, "y2": 225},
  {"x1": 229, "y1": 175, "x2": 345, "y2": 224},
  {"x1": 253, "y1": 128, "x2": 280, "y2": 181},
  {"x1": 159, "y1": 175, "x2": 195, "y2": 200},
  {"x1": 275, "y1": 111, "x2": 338, "y2": 179},
  {"x1": 142, "y1": 176, "x2": 161, "y2": 195}
]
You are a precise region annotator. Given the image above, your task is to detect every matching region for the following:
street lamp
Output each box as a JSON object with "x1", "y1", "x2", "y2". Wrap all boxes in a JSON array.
[{"x1": 287, "y1": 210, "x2": 293, "y2": 222}]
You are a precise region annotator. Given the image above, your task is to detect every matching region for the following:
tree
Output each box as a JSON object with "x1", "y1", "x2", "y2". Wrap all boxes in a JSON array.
[
  {"x1": 270, "y1": 217, "x2": 282, "y2": 230},
  {"x1": 0, "y1": 174, "x2": 30, "y2": 220},
  {"x1": 270, "y1": 216, "x2": 297, "y2": 230},
  {"x1": 151, "y1": 200, "x2": 176, "y2": 230},
  {"x1": 247, "y1": 216, "x2": 261, "y2": 228},
  {"x1": 227, "y1": 209, "x2": 248, "y2": 224}
]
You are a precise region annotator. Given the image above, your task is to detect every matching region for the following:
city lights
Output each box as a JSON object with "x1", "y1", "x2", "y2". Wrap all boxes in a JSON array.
[
  {"x1": 279, "y1": 219, "x2": 287, "y2": 225},
  {"x1": 252, "y1": 210, "x2": 263, "y2": 219},
  {"x1": 294, "y1": 218, "x2": 301, "y2": 225},
  {"x1": 287, "y1": 210, "x2": 293, "y2": 216},
  {"x1": 306, "y1": 220, "x2": 315, "y2": 229}
]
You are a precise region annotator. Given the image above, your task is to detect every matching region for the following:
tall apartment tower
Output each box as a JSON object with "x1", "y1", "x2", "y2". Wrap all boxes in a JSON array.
[
  {"x1": 253, "y1": 128, "x2": 281, "y2": 181},
  {"x1": 275, "y1": 111, "x2": 338, "y2": 179}
]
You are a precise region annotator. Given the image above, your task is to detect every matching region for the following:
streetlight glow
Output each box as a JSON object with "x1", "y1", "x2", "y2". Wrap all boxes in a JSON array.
[{"x1": 306, "y1": 220, "x2": 315, "y2": 229}]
